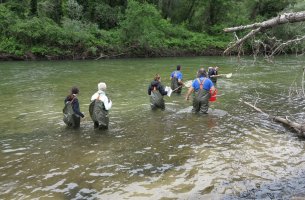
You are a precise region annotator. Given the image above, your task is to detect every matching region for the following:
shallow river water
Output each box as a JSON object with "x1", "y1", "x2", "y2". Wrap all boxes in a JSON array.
[{"x1": 1, "y1": 56, "x2": 305, "y2": 199}]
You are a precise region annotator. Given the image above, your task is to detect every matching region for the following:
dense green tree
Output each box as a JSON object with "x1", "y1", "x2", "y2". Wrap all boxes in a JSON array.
[
  {"x1": 65, "y1": 0, "x2": 83, "y2": 20},
  {"x1": 30, "y1": 0, "x2": 37, "y2": 16},
  {"x1": 248, "y1": 0, "x2": 296, "y2": 20},
  {"x1": 52, "y1": 0, "x2": 63, "y2": 24}
]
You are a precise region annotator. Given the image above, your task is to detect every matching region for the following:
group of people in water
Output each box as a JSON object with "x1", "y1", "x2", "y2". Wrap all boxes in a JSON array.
[
  {"x1": 148, "y1": 65, "x2": 219, "y2": 114},
  {"x1": 63, "y1": 65, "x2": 219, "y2": 129}
]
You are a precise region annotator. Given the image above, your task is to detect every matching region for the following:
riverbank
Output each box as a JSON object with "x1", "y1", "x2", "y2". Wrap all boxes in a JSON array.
[{"x1": 0, "y1": 48, "x2": 225, "y2": 61}]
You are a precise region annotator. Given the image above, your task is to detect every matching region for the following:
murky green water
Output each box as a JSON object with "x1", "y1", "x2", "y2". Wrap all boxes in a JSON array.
[{"x1": 1, "y1": 56, "x2": 305, "y2": 199}]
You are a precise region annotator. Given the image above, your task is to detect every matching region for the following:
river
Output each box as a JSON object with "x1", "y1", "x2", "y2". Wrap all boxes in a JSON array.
[{"x1": 1, "y1": 56, "x2": 305, "y2": 199}]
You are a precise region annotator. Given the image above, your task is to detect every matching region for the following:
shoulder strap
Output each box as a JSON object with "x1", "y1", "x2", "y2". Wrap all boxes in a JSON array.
[
  {"x1": 197, "y1": 78, "x2": 206, "y2": 90},
  {"x1": 70, "y1": 96, "x2": 76, "y2": 103}
]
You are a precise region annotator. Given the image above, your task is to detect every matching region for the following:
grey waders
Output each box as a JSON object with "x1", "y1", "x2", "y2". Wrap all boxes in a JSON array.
[
  {"x1": 89, "y1": 100, "x2": 109, "y2": 129},
  {"x1": 150, "y1": 90, "x2": 165, "y2": 110},
  {"x1": 171, "y1": 77, "x2": 182, "y2": 94},
  {"x1": 192, "y1": 78, "x2": 210, "y2": 114},
  {"x1": 63, "y1": 102, "x2": 80, "y2": 128}
]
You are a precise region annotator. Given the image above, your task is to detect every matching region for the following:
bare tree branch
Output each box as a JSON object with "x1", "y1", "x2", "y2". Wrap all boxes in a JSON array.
[
  {"x1": 224, "y1": 27, "x2": 262, "y2": 55},
  {"x1": 268, "y1": 35, "x2": 305, "y2": 58},
  {"x1": 223, "y1": 11, "x2": 305, "y2": 55},
  {"x1": 224, "y1": 11, "x2": 305, "y2": 33},
  {"x1": 240, "y1": 99, "x2": 305, "y2": 137}
]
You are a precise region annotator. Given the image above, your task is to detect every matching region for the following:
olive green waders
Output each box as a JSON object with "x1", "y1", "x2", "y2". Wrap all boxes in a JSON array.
[
  {"x1": 171, "y1": 77, "x2": 182, "y2": 94},
  {"x1": 63, "y1": 102, "x2": 80, "y2": 128},
  {"x1": 192, "y1": 88, "x2": 210, "y2": 114},
  {"x1": 89, "y1": 100, "x2": 109, "y2": 129},
  {"x1": 150, "y1": 90, "x2": 165, "y2": 110}
]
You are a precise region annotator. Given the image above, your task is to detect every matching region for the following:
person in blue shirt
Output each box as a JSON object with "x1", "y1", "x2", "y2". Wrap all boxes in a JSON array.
[
  {"x1": 148, "y1": 74, "x2": 168, "y2": 110},
  {"x1": 170, "y1": 65, "x2": 184, "y2": 94},
  {"x1": 185, "y1": 68, "x2": 216, "y2": 114}
]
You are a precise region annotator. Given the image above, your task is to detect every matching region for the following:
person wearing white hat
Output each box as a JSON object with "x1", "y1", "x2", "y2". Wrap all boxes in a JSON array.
[{"x1": 89, "y1": 82, "x2": 112, "y2": 129}]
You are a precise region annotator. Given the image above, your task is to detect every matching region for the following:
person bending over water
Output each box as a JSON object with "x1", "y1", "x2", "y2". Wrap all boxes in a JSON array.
[
  {"x1": 185, "y1": 68, "x2": 215, "y2": 114},
  {"x1": 89, "y1": 82, "x2": 112, "y2": 129},
  {"x1": 63, "y1": 86, "x2": 85, "y2": 128},
  {"x1": 148, "y1": 74, "x2": 168, "y2": 110}
]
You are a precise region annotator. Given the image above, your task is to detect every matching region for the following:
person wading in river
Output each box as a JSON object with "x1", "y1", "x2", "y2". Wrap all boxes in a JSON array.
[
  {"x1": 208, "y1": 66, "x2": 220, "y2": 86},
  {"x1": 89, "y1": 82, "x2": 112, "y2": 129},
  {"x1": 185, "y1": 68, "x2": 215, "y2": 114},
  {"x1": 148, "y1": 74, "x2": 168, "y2": 110},
  {"x1": 63, "y1": 86, "x2": 85, "y2": 128},
  {"x1": 170, "y1": 65, "x2": 184, "y2": 94}
]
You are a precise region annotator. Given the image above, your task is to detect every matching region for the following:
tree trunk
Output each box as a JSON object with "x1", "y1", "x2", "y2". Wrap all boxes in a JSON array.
[
  {"x1": 240, "y1": 99, "x2": 305, "y2": 138},
  {"x1": 223, "y1": 11, "x2": 305, "y2": 55},
  {"x1": 224, "y1": 11, "x2": 305, "y2": 33}
]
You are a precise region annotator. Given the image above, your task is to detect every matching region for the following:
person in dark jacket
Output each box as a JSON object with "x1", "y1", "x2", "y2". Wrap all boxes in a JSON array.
[
  {"x1": 208, "y1": 66, "x2": 220, "y2": 86},
  {"x1": 148, "y1": 74, "x2": 168, "y2": 110},
  {"x1": 63, "y1": 86, "x2": 84, "y2": 127}
]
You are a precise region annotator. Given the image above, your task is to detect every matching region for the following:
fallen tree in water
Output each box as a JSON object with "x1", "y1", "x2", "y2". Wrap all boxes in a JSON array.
[
  {"x1": 240, "y1": 99, "x2": 305, "y2": 138},
  {"x1": 223, "y1": 11, "x2": 305, "y2": 58}
]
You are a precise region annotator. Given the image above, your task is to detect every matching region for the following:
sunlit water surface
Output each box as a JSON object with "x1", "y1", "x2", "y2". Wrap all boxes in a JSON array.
[{"x1": 1, "y1": 56, "x2": 305, "y2": 199}]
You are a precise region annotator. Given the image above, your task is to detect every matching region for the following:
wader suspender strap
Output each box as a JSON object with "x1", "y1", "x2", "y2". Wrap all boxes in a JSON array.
[
  {"x1": 70, "y1": 96, "x2": 76, "y2": 104},
  {"x1": 197, "y1": 78, "x2": 206, "y2": 90}
]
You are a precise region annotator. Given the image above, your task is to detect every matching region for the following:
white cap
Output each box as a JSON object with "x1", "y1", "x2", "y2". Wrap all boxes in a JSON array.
[{"x1": 98, "y1": 82, "x2": 107, "y2": 92}]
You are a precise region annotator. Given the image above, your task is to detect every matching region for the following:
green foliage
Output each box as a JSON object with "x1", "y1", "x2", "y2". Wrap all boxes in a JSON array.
[
  {"x1": 29, "y1": 0, "x2": 37, "y2": 16},
  {"x1": 90, "y1": 2, "x2": 120, "y2": 29},
  {"x1": 0, "y1": 0, "x2": 301, "y2": 58},
  {"x1": 65, "y1": 0, "x2": 83, "y2": 20},
  {"x1": 37, "y1": 0, "x2": 63, "y2": 24},
  {"x1": 0, "y1": 37, "x2": 25, "y2": 55},
  {"x1": 120, "y1": 0, "x2": 168, "y2": 48}
]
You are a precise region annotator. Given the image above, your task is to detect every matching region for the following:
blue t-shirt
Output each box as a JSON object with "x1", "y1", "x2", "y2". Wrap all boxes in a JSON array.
[
  {"x1": 192, "y1": 77, "x2": 214, "y2": 91},
  {"x1": 170, "y1": 71, "x2": 183, "y2": 80}
]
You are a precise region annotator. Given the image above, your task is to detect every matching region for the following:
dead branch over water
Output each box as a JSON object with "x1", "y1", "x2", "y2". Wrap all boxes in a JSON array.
[{"x1": 240, "y1": 99, "x2": 305, "y2": 138}]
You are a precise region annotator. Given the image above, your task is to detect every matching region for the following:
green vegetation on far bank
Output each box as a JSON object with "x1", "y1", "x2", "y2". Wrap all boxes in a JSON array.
[{"x1": 0, "y1": 0, "x2": 303, "y2": 60}]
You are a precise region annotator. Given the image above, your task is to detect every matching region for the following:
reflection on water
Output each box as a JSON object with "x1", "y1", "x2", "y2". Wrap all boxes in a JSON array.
[{"x1": 1, "y1": 57, "x2": 305, "y2": 199}]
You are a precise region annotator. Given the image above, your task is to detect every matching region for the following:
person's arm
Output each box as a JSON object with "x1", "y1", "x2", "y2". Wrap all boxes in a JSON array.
[
  {"x1": 178, "y1": 72, "x2": 184, "y2": 85},
  {"x1": 90, "y1": 93, "x2": 98, "y2": 101},
  {"x1": 158, "y1": 85, "x2": 168, "y2": 96},
  {"x1": 210, "y1": 86, "x2": 216, "y2": 94},
  {"x1": 185, "y1": 86, "x2": 194, "y2": 100},
  {"x1": 102, "y1": 95, "x2": 112, "y2": 110},
  {"x1": 170, "y1": 72, "x2": 173, "y2": 80},
  {"x1": 72, "y1": 98, "x2": 84, "y2": 118},
  {"x1": 148, "y1": 85, "x2": 152, "y2": 95}
]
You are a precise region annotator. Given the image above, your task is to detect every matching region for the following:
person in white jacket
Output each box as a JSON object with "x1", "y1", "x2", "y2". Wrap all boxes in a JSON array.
[{"x1": 89, "y1": 82, "x2": 112, "y2": 129}]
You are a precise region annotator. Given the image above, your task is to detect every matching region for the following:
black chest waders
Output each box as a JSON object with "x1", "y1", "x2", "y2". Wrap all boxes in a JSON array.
[
  {"x1": 150, "y1": 89, "x2": 165, "y2": 110},
  {"x1": 63, "y1": 100, "x2": 80, "y2": 128},
  {"x1": 89, "y1": 99, "x2": 109, "y2": 129},
  {"x1": 171, "y1": 76, "x2": 182, "y2": 94},
  {"x1": 192, "y1": 78, "x2": 210, "y2": 114}
]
